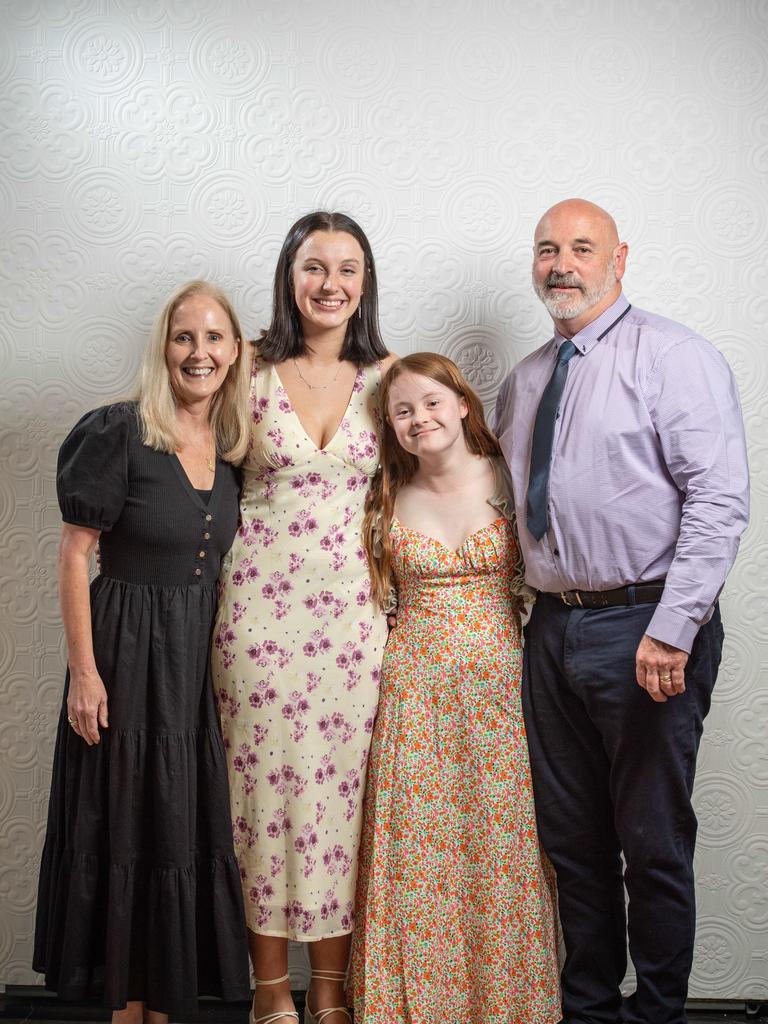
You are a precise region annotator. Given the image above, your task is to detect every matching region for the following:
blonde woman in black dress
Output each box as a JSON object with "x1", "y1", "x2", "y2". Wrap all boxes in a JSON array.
[{"x1": 34, "y1": 281, "x2": 251, "y2": 1023}]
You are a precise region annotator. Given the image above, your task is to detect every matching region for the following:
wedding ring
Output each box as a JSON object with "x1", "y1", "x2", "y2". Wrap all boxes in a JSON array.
[{"x1": 659, "y1": 674, "x2": 672, "y2": 684}]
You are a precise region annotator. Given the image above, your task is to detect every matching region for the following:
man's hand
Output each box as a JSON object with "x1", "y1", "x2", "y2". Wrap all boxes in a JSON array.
[{"x1": 635, "y1": 634, "x2": 688, "y2": 703}]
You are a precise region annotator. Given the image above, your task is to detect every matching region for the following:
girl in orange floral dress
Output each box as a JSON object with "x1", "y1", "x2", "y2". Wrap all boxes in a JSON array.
[{"x1": 351, "y1": 353, "x2": 561, "y2": 1024}]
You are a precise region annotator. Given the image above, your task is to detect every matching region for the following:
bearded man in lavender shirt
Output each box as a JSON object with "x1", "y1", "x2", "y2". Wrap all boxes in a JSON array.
[{"x1": 494, "y1": 198, "x2": 749, "y2": 1024}]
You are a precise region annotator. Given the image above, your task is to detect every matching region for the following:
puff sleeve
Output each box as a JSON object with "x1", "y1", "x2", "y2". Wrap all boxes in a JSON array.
[{"x1": 56, "y1": 404, "x2": 132, "y2": 531}]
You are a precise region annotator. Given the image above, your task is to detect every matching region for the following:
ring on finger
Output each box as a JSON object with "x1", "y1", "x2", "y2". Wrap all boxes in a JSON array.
[
  {"x1": 67, "y1": 715, "x2": 76, "y2": 725},
  {"x1": 660, "y1": 674, "x2": 672, "y2": 684}
]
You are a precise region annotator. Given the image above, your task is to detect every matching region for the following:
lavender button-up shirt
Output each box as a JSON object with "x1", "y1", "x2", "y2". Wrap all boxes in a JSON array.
[{"x1": 494, "y1": 294, "x2": 749, "y2": 653}]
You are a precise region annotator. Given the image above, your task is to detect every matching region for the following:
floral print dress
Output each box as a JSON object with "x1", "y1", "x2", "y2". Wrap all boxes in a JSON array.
[
  {"x1": 212, "y1": 359, "x2": 387, "y2": 939},
  {"x1": 351, "y1": 503, "x2": 561, "y2": 1023}
]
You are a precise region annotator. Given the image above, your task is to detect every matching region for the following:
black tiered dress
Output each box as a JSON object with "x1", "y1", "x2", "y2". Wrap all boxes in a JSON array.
[{"x1": 33, "y1": 402, "x2": 250, "y2": 1015}]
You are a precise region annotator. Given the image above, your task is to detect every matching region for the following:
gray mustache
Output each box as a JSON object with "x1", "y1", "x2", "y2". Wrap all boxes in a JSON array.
[{"x1": 546, "y1": 274, "x2": 583, "y2": 289}]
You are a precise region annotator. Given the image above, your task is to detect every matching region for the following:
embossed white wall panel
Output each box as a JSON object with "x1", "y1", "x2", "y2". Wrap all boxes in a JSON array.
[{"x1": 1, "y1": 0, "x2": 766, "y2": 1000}]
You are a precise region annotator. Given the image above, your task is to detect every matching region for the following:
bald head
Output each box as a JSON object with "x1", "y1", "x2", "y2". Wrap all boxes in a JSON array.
[
  {"x1": 535, "y1": 198, "x2": 620, "y2": 248},
  {"x1": 532, "y1": 198, "x2": 628, "y2": 337}
]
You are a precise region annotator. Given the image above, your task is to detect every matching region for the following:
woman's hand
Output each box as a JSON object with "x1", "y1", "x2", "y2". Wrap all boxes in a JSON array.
[{"x1": 67, "y1": 668, "x2": 109, "y2": 745}]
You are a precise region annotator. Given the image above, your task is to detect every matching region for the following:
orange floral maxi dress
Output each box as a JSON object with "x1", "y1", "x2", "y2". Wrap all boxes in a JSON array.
[{"x1": 351, "y1": 516, "x2": 561, "y2": 1024}]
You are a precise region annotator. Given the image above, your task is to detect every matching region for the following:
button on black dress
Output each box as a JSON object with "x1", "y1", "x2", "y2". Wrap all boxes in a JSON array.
[{"x1": 33, "y1": 402, "x2": 250, "y2": 1015}]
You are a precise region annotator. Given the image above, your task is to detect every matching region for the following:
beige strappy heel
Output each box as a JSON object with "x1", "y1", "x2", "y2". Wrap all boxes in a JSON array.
[
  {"x1": 304, "y1": 969, "x2": 351, "y2": 1024},
  {"x1": 248, "y1": 973, "x2": 299, "y2": 1024}
]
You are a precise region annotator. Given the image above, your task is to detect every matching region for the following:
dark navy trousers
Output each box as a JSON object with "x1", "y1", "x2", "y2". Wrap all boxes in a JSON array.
[{"x1": 522, "y1": 594, "x2": 724, "y2": 1024}]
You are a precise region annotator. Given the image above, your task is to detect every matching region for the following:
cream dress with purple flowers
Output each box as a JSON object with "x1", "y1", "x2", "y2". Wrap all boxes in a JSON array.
[{"x1": 211, "y1": 358, "x2": 387, "y2": 939}]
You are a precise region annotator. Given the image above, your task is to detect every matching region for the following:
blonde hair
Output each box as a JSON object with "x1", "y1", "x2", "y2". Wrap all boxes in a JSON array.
[
  {"x1": 363, "y1": 353, "x2": 501, "y2": 609},
  {"x1": 135, "y1": 280, "x2": 251, "y2": 463}
]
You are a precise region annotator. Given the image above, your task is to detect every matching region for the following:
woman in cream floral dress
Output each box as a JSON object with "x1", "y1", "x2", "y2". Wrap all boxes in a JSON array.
[{"x1": 212, "y1": 212, "x2": 396, "y2": 1024}]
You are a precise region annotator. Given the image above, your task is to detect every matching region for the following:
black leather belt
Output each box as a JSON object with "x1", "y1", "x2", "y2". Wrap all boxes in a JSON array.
[{"x1": 547, "y1": 579, "x2": 666, "y2": 609}]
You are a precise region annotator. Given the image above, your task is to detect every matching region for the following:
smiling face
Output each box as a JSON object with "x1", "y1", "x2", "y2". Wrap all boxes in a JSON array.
[
  {"x1": 291, "y1": 230, "x2": 365, "y2": 338},
  {"x1": 532, "y1": 199, "x2": 628, "y2": 336},
  {"x1": 165, "y1": 293, "x2": 239, "y2": 412},
  {"x1": 387, "y1": 371, "x2": 469, "y2": 461}
]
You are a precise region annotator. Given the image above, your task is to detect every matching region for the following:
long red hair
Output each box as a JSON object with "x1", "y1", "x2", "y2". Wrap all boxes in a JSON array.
[{"x1": 364, "y1": 353, "x2": 501, "y2": 609}]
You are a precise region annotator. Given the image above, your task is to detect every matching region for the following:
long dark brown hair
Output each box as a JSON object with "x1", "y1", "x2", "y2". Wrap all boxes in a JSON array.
[
  {"x1": 363, "y1": 353, "x2": 501, "y2": 609},
  {"x1": 257, "y1": 211, "x2": 388, "y2": 364}
]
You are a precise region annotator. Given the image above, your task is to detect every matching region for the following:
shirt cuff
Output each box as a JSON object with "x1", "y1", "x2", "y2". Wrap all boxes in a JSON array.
[{"x1": 645, "y1": 604, "x2": 702, "y2": 654}]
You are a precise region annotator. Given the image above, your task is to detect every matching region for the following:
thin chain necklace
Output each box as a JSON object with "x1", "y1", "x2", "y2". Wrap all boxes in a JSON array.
[
  {"x1": 205, "y1": 435, "x2": 216, "y2": 473},
  {"x1": 293, "y1": 356, "x2": 342, "y2": 390},
  {"x1": 177, "y1": 437, "x2": 216, "y2": 473}
]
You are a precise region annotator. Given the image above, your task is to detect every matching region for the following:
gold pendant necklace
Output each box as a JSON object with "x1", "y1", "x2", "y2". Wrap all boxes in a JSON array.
[{"x1": 175, "y1": 436, "x2": 216, "y2": 474}]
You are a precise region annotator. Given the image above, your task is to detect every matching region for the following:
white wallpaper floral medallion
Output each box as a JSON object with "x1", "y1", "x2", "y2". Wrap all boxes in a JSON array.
[{"x1": 0, "y1": 0, "x2": 766, "y2": 1002}]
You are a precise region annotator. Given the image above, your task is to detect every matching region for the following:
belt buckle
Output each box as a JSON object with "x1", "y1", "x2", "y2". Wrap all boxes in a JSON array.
[{"x1": 560, "y1": 590, "x2": 583, "y2": 608}]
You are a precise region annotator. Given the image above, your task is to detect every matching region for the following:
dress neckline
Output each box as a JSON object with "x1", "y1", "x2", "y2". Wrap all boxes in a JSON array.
[
  {"x1": 271, "y1": 362, "x2": 363, "y2": 452},
  {"x1": 170, "y1": 453, "x2": 218, "y2": 511},
  {"x1": 392, "y1": 516, "x2": 507, "y2": 556}
]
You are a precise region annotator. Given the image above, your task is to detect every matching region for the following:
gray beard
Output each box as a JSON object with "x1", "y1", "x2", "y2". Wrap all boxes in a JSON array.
[{"x1": 534, "y1": 262, "x2": 618, "y2": 321}]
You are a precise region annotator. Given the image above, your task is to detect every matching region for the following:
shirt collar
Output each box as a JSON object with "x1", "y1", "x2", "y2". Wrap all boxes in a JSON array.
[{"x1": 553, "y1": 293, "x2": 631, "y2": 356}]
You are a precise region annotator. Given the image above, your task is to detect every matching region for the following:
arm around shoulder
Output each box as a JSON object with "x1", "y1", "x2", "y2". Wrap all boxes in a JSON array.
[
  {"x1": 489, "y1": 457, "x2": 535, "y2": 608},
  {"x1": 380, "y1": 351, "x2": 399, "y2": 374}
]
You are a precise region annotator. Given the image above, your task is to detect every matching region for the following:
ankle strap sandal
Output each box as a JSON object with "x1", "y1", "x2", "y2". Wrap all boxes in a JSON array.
[
  {"x1": 304, "y1": 970, "x2": 351, "y2": 1024},
  {"x1": 248, "y1": 974, "x2": 299, "y2": 1024}
]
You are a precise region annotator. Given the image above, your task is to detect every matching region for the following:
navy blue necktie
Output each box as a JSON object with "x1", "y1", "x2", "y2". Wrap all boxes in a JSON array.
[{"x1": 526, "y1": 339, "x2": 578, "y2": 541}]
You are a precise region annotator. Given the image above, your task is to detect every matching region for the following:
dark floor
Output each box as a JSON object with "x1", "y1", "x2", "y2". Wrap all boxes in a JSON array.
[
  {"x1": 0, "y1": 990, "x2": 279, "y2": 1023},
  {"x1": 2, "y1": 990, "x2": 766, "y2": 1023}
]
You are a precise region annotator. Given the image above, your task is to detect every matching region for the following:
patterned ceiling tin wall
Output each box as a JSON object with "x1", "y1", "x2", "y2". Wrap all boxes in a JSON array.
[{"x1": 1, "y1": 0, "x2": 766, "y2": 999}]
